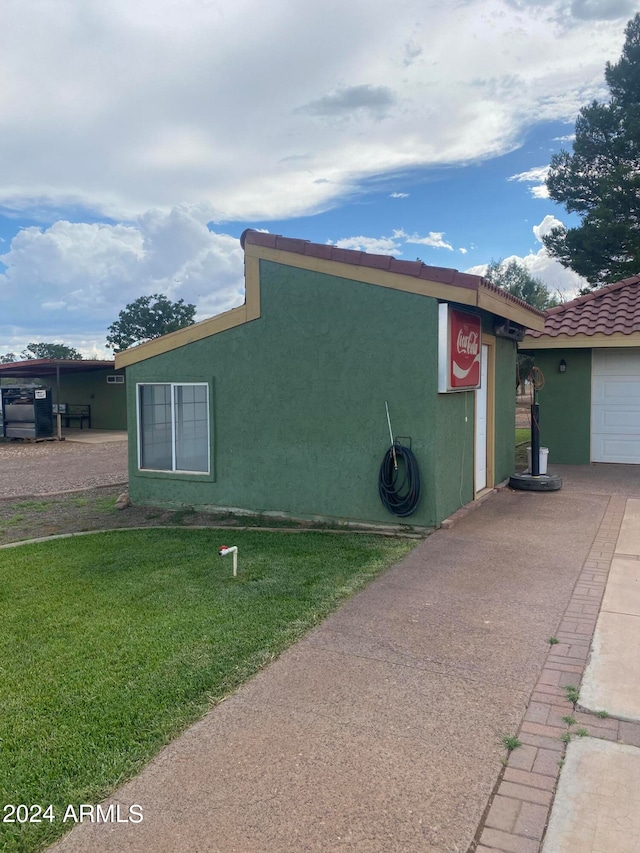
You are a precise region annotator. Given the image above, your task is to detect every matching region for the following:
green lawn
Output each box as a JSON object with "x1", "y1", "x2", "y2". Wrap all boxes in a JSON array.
[
  {"x1": 515, "y1": 428, "x2": 531, "y2": 470},
  {"x1": 0, "y1": 529, "x2": 414, "y2": 853}
]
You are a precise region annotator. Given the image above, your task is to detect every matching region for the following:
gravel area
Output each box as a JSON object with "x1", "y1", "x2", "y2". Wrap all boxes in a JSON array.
[{"x1": 0, "y1": 438, "x2": 128, "y2": 498}]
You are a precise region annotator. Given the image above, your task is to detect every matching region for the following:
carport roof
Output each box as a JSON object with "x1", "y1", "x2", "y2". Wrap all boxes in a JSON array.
[{"x1": 0, "y1": 359, "x2": 116, "y2": 379}]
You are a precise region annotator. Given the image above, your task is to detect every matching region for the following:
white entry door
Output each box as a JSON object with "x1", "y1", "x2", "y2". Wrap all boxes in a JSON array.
[
  {"x1": 592, "y1": 349, "x2": 640, "y2": 463},
  {"x1": 475, "y1": 344, "x2": 488, "y2": 492}
]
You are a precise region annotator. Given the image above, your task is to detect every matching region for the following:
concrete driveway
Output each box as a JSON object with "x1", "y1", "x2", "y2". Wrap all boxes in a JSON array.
[{"x1": 45, "y1": 463, "x2": 640, "y2": 853}]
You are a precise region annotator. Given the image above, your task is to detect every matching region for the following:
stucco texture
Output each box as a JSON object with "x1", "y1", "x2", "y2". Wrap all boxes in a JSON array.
[
  {"x1": 126, "y1": 261, "x2": 517, "y2": 527},
  {"x1": 533, "y1": 349, "x2": 591, "y2": 465}
]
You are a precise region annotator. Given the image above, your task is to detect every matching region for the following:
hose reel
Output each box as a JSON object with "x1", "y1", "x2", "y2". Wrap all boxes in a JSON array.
[{"x1": 378, "y1": 402, "x2": 421, "y2": 517}]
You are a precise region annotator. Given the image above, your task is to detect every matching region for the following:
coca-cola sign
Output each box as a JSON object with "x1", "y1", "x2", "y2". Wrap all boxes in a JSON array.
[
  {"x1": 438, "y1": 305, "x2": 482, "y2": 391},
  {"x1": 450, "y1": 308, "x2": 481, "y2": 388}
]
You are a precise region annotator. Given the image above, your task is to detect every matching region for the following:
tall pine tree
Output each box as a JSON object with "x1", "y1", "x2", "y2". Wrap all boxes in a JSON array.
[{"x1": 543, "y1": 14, "x2": 640, "y2": 287}]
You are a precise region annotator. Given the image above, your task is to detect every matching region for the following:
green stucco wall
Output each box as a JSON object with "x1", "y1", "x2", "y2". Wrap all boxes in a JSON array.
[
  {"x1": 41, "y1": 369, "x2": 127, "y2": 429},
  {"x1": 495, "y1": 335, "x2": 517, "y2": 482},
  {"x1": 532, "y1": 348, "x2": 592, "y2": 464},
  {"x1": 126, "y1": 262, "x2": 517, "y2": 527}
]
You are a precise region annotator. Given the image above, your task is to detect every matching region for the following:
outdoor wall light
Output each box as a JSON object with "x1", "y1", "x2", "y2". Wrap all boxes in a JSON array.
[{"x1": 559, "y1": 358, "x2": 567, "y2": 373}]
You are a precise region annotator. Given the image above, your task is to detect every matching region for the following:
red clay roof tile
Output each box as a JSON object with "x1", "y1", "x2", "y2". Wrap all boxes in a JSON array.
[
  {"x1": 303, "y1": 242, "x2": 333, "y2": 260},
  {"x1": 527, "y1": 275, "x2": 640, "y2": 338},
  {"x1": 240, "y1": 228, "x2": 544, "y2": 318}
]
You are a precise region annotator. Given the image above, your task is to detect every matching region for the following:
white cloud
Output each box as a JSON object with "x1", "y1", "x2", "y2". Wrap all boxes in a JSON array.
[
  {"x1": 509, "y1": 165, "x2": 551, "y2": 198},
  {"x1": 332, "y1": 235, "x2": 401, "y2": 254},
  {"x1": 468, "y1": 214, "x2": 589, "y2": 299},
  {"x1": 530, "y1": 185, "x2": 551, "y2": 199},
  {"x1": 459, "y1": 248, "x2": 468, "y2": 255},
  {"x1": 509, "y1": 167, "x2": 551, "y2": 184},
  {"x1": 533, "y1": 213, "x2": 565, "y2": 241},
  {"x1": 396, "y1": 229, "x2": 454, "y2": 251},
  {"x1": 0, "y1": 0, "x2": 631, "y2": 222},
  {"x1": 0, "y1": 206, "x2": 245, "y2": 356},
  {"x1": 0, "y1": 1, "x2": 632, "y2": 349},
  {"x1": 331, "y1": 228, "x2": 457, "y2": 256}
]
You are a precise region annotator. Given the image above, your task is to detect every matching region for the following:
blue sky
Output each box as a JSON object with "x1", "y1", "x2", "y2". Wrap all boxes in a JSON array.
[
  {"x1": 226, "y1": 119, "x2": 578, "y2": 265},
  {"x1": 1, "y1": 0, "x2": 638, "y2": 358}
]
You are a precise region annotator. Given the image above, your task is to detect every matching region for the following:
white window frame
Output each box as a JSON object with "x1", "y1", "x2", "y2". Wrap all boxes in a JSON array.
[{"x1": 136, "y1": 382, "x2": 210, "y2": 474}]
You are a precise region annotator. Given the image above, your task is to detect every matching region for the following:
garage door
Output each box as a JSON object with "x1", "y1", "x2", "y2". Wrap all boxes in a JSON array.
[{"x1": 592, "y1": 349, "x2": 640, "y2": 463}]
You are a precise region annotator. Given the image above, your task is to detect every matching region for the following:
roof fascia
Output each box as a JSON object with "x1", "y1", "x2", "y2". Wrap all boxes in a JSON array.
[
  {"x1": 114, "y1": 240, "x2": 544, "y2": 368},
  {"x1": 115, "y1": 254, "x2": 262, "y2": 368},
  {"x1": 522, "y1": 331, "x2": 640, "y2": 349},
  {"x1": 252, "y1": 244, "x2": 545, "y2": 330},
  {"x1": 477, "y1": 287, "x2": 545, "y2": 331}
]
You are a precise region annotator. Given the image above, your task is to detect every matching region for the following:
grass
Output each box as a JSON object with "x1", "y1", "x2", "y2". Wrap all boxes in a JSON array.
[
  {"x1": 565, "y1": 685, "x2": 580, "y2": 705},
  {"x1": 0, "y1": 528, "x2": 415, "y2": 852},
  {"x1": 515, "y1": 428, "x2": 531, "y2": 470},
  {"x1": 502, "y1": 735, "x2": 522, "y2": 752},
  {"x1": 11, "y1": 501, "x2": 50, "y2": 512}
]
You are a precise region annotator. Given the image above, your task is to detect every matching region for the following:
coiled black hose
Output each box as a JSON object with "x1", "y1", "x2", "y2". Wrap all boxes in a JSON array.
[{"x1": 378, "y1": 442, "x2": 421, "y2": 517}]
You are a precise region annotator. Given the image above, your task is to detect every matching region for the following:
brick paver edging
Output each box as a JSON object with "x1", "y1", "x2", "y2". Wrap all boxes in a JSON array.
[{"x1": 471, "y1": 494, "x2": 640, "y2": 853}]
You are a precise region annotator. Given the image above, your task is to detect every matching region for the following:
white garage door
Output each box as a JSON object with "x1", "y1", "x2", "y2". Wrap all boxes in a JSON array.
[{"x1": 592, "y1": 349, "x2": 640, "y2": 463}]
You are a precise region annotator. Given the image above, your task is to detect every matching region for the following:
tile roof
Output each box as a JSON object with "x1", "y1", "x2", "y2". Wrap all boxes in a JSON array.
[
  {"x1": 241, "y1": 229, "x2": 545, "y2": 319},
  {"x1": 527, "y1": 275, "x2": 640, "y2": 338}
]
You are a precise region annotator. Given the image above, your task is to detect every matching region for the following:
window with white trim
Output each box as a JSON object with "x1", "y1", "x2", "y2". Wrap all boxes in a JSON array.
[{"x1": 138, "y1": 383, "x2": 209, "y2": 473}]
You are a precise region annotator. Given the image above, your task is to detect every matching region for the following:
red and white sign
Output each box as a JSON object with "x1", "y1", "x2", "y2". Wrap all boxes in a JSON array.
[
  {"x1": 438, "y1": 305, "x2": 482, "y2": 392},
  {"x1": 450, "y1": 308, "x2": 481, "y2": 388}
]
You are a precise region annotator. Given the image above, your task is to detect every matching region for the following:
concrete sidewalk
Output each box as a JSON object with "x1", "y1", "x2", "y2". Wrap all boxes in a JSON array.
[
  {"x1": 541, "y1": 495, "x2": 640, "y2": 853},
  {"x1": 48, "y1": 466, "x2": 640, "y2": 852}
]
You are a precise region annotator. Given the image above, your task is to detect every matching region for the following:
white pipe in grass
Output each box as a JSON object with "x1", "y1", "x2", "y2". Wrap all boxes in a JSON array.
[{"x1": 218, "y1": 545, "x2": 238, "y2": 577}]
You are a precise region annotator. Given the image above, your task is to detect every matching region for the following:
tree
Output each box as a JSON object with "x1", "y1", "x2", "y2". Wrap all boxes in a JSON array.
[
  {"x1": 486, "y1": 259, "x2": 558, "y2": 311},
  {"x1": 20, "y1": 343, "x2": 83, "y2": 360},
  {"x1": 1, "y1": 353, "x2": 17, "y2": 363},
  {"x1": 106, "y1": 294, "x2": 197, "y2": 352},
  {"x1": 543, "y1": 13, "x2": 640, "y2": 287}
]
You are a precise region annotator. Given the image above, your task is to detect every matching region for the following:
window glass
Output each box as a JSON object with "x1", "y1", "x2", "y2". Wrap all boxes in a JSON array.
[
  {"x1": 140, "y1": 384, "x2": 172, "y2": 470},
  {"x1": 138, "y1": 383, "x2": 209, "y2": 473},
  {"x1": 174, "y1": 385, "x2": 209, "y2": 472}
]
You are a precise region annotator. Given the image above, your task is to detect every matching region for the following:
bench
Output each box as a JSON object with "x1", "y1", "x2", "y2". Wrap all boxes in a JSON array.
[{"x1": 61, "y1": 404, "x2": 91, "y2": 429}]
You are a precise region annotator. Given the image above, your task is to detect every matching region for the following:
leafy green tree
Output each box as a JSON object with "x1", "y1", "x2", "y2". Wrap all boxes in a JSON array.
[
  {"x1": 106, "y1": 294, "x2": 196, "y2": 352},
  {"x1": 20, "y1": 343, "x2": 83, "y2": 360},
  {"x1": 0, "y1": 353, "x2": 17, "y2": 363},
  {"x1": 543, "y1": 13, "x2": 640, "y2": 286},
  {"x1": 486, "y1": 259, "x2": 558, "y2": 311}
]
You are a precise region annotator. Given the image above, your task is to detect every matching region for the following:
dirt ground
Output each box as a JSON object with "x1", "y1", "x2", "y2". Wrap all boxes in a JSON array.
[
  {"x1": 0, "y1": 437, "x2": 257, "y2": 545},
  {"x1": 1, "y1": 400, "x2": 530, "y2": 544},
  {"x1": 0, "y1": 485, "x2": 267, "y2": 545},
  {"x1": 0, "y1": 437, "x2": 128, "y2": 498}
]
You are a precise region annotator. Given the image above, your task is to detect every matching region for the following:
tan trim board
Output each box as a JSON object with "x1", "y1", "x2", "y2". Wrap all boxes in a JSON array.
[
  {"x1": 477, "y1": 288, "x2": 545, "y2": 331},
  {"x1": 247, "y1": 244, "x2": 478, "y2": 307},
  {"x1": 474, "y1": 338, "x2": 496, "y2": 497},
  {"x1": 115, "y1": 241, "x2": 542, "y2": 367},
  {"x1": 115, "y1": 305, "x2": 247, "y2": 368},
  {"x1": 115, "y1": 273, "x2": 263, "y2": 368},
  {"x1": 244, "y1": 254, "x2": 261, "y2": 322},
  {"x1": 522, "y1": 332, "x2": 640, "y2": 350},
  {"x1": 482, "y1": 334, "x2": 496, "y2": 492},
  {"x1": 249, "y1": 243, "x2": 545, "y2": 331}
]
